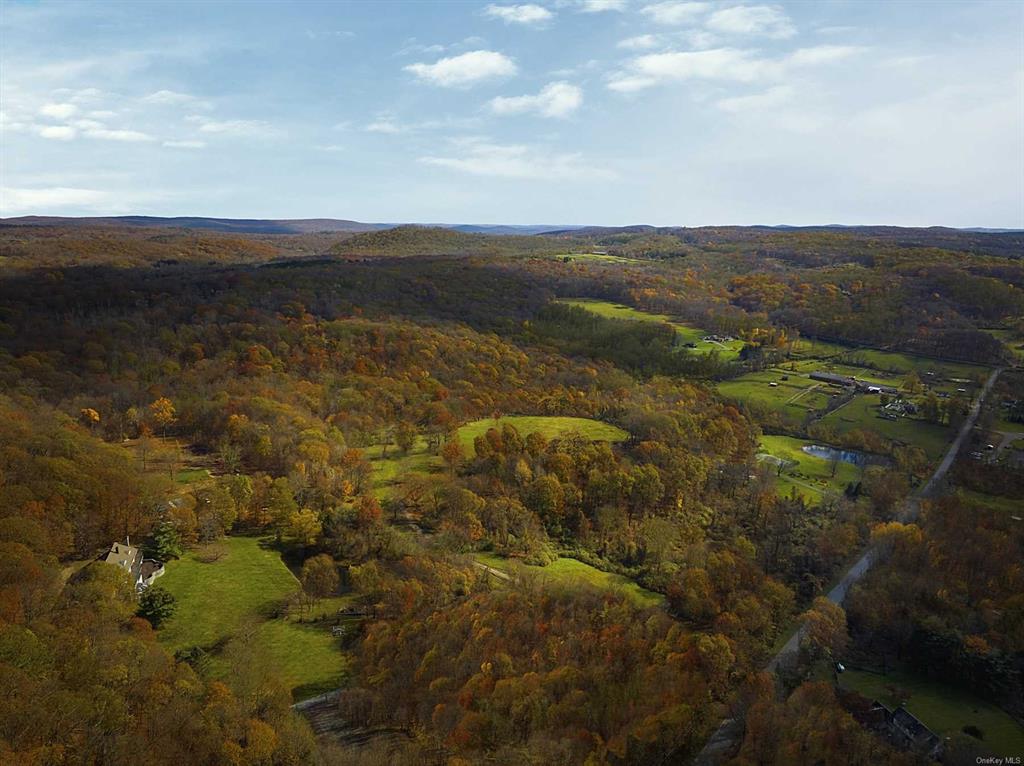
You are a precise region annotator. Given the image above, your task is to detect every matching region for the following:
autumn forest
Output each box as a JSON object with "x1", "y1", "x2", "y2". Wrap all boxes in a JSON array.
[{"x1": 0, "y1": 220, "x2": 1021, "y2": 766}]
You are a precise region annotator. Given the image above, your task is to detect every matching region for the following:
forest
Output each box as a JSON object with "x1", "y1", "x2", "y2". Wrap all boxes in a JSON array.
[{"x1": 0, "y1": 221, "x2": 1021, "y2": 765}]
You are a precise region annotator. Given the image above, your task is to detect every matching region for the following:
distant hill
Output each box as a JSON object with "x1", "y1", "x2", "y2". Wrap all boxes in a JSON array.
[
  {"x1": 0, "y1": 216, "x2": 391, "y2": 234},
  {"x1": 0, "y1": 216, "x2": 585, "y2": 237},
  {"x1": 333, "y1": 225, "x2": 576, "y2": 257}
]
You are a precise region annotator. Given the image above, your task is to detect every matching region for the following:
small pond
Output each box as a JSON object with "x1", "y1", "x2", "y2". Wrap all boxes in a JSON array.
[{"x1": 802, "y1": 444, "x2": 891, "y2": 467}]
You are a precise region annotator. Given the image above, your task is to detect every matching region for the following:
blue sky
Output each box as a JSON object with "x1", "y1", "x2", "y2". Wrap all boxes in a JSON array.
[{"x1": 1, "y1": 0, "x2": 1021, "y2": 226}]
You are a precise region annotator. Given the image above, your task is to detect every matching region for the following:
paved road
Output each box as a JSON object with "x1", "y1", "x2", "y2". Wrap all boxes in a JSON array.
[{"x1": 692, "y1": 367, "x2": 1004, "y2": 765}]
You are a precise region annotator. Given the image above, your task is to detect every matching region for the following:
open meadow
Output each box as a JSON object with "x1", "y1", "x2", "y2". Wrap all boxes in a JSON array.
[
  {"x1": 474, "y1": 552, "x2": 664, "y2": 609},
  {"x1": 558, "y1": 298, "x2": 746, "y2": 359},
  {"x1": 456, "y1": 415, "x2": 628, "y2": 454},
  {"x1": 757, "y1": 434, "x2": 862, "y2": 501},
  {"x1": 157, "y1": 536, "x2": 349, "y2": 700}
]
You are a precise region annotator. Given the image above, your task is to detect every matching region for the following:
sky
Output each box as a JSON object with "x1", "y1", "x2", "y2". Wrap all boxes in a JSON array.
[{"x1": 1, "y1": 0, "x2": 1022, "y2": 227}]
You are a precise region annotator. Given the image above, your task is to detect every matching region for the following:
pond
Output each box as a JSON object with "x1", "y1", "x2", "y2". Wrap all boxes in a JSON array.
[{"x1": 802, "y1": 444, "x2": 891, "y2": 467}]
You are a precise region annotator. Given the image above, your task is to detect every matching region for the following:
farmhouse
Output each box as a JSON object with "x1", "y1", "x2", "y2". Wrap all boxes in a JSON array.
[
  {"x1": 870, "y1": 701, "x2": 943, "y2": 759},
  {"x1": 102, "y1": 540, "x2": 165, "y2": 591}
]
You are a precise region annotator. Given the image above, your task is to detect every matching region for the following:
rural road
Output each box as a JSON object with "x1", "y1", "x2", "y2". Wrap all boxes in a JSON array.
[{"x1": 691, "y1": 367, "x2": 1004, "y2": 765}]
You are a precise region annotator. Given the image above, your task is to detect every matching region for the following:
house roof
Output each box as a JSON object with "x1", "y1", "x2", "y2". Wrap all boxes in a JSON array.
[{"x1": 103, "y1": 541, "x2": 141, "y2": 569}]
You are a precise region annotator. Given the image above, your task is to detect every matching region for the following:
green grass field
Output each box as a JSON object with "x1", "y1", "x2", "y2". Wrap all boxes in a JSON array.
[
  {"x1": 457, "y1": 415, "x2": 628, "y2": 454},
  {"x1": 365, "y1": 437, "x2": 442, "y2": 498},
  {"x1": 557, "y1": 298, "x2": 745, "y2": 359},
  {"x1": 840, "y1": 668, "x2": 1024, "y2": 757},
  {"x1": 157, "y1": 536, "x2": 348, "y2": 700},
  {"x1": 758, "y1": 435, "x2": 861, "y2": 501},
  {"x1": 718, "y1": 370, "x2": 834, "y2": 422},
  {"x1": 819, "y1": 394, "x2": 952, "y2": 460},
  {"x1": 548, "y1": 252, "x2": 649, "y2": 264},
  {"x1": 475, "y1": 553, "x2": 664, "y2": 608}
]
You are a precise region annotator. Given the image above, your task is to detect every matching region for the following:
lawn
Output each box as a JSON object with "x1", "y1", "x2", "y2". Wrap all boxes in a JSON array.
[
  {"x1": 840, "y1": 668, "x2": 1024, "y2": 757},
  {"x1": 157, "y1": 536, "x2": 348, "y2": 700},
  {"x1": 475, "y1": 553, "x2": 664, "y2": 609},
  {"x1": 457, "y1": 415, "x2": 628, "y2": 454},
  {"x1": 718, "y1": 370, "x2": 832, "y2": 422},
  {"x1": 758, "y1": 435, "x2": 861, "y2": 501},
  {"x1": 557, "y1": 298, "x2": 746, "y2": 359},
  {"x1": 819, "y1": 394, "x2": 953, "y2": 460}
]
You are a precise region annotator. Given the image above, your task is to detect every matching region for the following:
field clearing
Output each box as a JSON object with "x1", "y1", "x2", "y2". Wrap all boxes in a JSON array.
[
  {"x1": 758, "y1": 435, "x2": 860, "y2": 499},
  {"x1": 157, "y1": 536, "x2": 348, "y2": 700},
  {"x1": 549, "y1": 252, "x2": 649, "y2": 264},
  {"x1": 958, "y1": 489, "x2": 1023, "y2": 515},
  {"x1": 457, "y1": 415, "x2": 628, "y2": 454},
  {"x1": 718, "y1": 370, "x2": 833, "y2": 419},
  {"x1": 122, "y1": 436, "x2": 215, "y2": 486},
  {"x1": 819, "y1": 394, "x2": 952, "y2": 459},
  {"x1": 474, "y1": 553, "x2": 664, "y2": 608},
  {"x1": 839, "y1": 348, "x2": 989, "y2": 383},
  {"x1": 366, "y1": 437, "x2": 441, "y2": 498},
  {"x1": 985, "y1": 328, "x2": 1024, "y2": 362},
  {"x1": 557, "y1": 298, "x2": 745, "y2": 359},
  {"x1": 840, "y1": 668, "x2": 1024, "y2": 757}
]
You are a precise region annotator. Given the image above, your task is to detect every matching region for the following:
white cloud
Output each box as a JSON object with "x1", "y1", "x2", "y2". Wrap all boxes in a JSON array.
[
  {"x1": 490, "y1": 81, "x2": 583, "y2": 118},
  {"x1": 365, "y1": 118, "x2": 404, "y2": 134},
  {"x1": 706, "y1": 5, "x2": 795, "y2": 39},
  {"x1": 785, "y1": 45, "x2": 864, "y2": 67},
  {"x1": 163, "y1": 139, "x2": 206, "y2": 148},
  {"x1": 405, "y1": 50, "x2": 518, "y2": 87},
  {"x1": 716, "y1": 84, "x2": 794, "y2": 112},
  {"x1": 641, "y1": 2, "x2": 709, "y2": 25},
  {"x1": 142, "y1": 89, "x2": 209, "y2": 107},
  {"x1": 618, "y1": 34, "x2": 662, "y2": 50},
  {"x1": 483, "y1": 4, "x2": 554, "y2": 24},
  {"x1": 420, "y1": 139, "x2": 612, "y2": 181},
  {"x1": 38, "y1": 102, "x2": 77, "y2": 119},
  {"x1": 0, "y1": 186, "x2": 110, "y2": 215},
  {"x1": 88, "y1": 110, "x2": 117, "y2": 119},
  {"x1": 579, "y1": 0, "x2": 627, "y2": 11},
  {"x1": 609, "y1": 44, "x2": 865, "y2": 91},
  {"x1": 84, "y1": 127, "x2": 154, "y2": 142},
  {"x1": 188, "y1": 117, "x2": 278, "y2": 137},
  {"x1": 38, "y1": 125, "x2": 77, "y2": 140},
  {"x1": 609, "y1": 48, "x2": 761, "y2": 91}
]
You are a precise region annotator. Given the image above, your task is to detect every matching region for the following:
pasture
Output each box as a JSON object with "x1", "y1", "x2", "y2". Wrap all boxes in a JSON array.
[
  {"x1": 475, "y1": 553, "x2": 664, "y2": 609},
  {"x1": 818, "y1": 394, "x2": 952, "y2": 460},
  {"x1": 457, "y1": 415, "x2": 628, "y2": 454},
  {"x1": 157, "y1": 536, "x2": 349, "y2": 700},
  {"x1": 718, "y1": 369, "x2": 833, "y2": 422},
  {"x1": 557, "y1": 298, "x2": 746, "y2": 359},
  {"x1": 840, "y1": 668, "x2": 1024, "y2": 757},
  {"x1": 758, "y1": 435, "x2": 861, "y2": 501}
]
